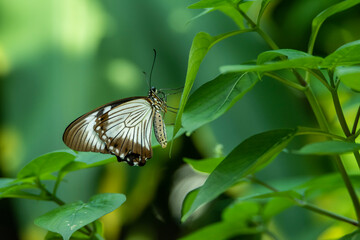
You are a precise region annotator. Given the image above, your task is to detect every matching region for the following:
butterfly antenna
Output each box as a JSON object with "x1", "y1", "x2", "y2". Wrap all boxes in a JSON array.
[
  {"x1": 149, "y1": 49, "x2": 157, "y2": 89},
  {"x1": 143, "y1": 71, "x2": 150, "y2": 88}
]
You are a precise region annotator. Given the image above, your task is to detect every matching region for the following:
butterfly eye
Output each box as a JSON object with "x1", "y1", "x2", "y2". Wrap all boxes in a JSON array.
[{"x1": 151, "y1": 86, "x2": 156, "y2": 92}]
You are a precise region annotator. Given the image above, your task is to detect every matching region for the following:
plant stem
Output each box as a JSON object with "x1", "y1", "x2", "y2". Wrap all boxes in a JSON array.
[
  {"x1": 331, "y1": 90, "x2": 351, "y2": 137},
  {"x1": 303, "y1": 87, "x2": 330, "y2": 131},
  {"x1": 250, "y1": 176, "x2": 359, "y2": 226},
  {"x1": 352, "y1": 106, "x2": 360, "y2": 135},
  {"x1": 36, "y1": 178, "x2": 65, "y2": 205}
]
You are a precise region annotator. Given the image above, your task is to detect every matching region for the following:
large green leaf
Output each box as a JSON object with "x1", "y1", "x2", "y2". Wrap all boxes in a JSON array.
[
  {"x1": 17, "y1": 151, "x2": 76, "y2": 179},
  {"x1": 173, "y1": 30, "x2": 252, "y2": 142},
  {"x1": 335, "y1": 66, "x2": 360, "y2": 91},
  {"x1": 322, "y1": 40, "x2": 360, "y2": 68},
  {"x1": 182, "y1": 129, "x2": 297, "y2": 221},
  {"x1": 308, "y1": 0, "x2": 360, "y2": 54},
  {"x1": 35, "y1": 193, "x2": 126, "y2": 240},
  {"x1": 220, "y1": 56, "x2": 323, "y2": 73},
  {"x1": 182, "y1": 72, "x2": 258, "y2": 134},
  {"x1": 294, "y1": 140, "x2": 360, "y2": 155},
  {"x1": 184, "y1": 157, "x2": 224, "y2": 174}
]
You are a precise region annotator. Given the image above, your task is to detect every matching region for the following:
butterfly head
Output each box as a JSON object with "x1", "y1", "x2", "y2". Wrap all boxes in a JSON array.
[{"x1": 149, "y1": 87, "x2": 167, "y2": 112}]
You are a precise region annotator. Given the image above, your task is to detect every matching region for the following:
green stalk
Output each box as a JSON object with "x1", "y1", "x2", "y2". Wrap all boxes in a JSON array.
[
  {"x1": 236, "y1": 6, "x2": 360, "y2": 223},
  {"x1": 352, "y1": 106, "x2": 360, "y2": 135},
  {"x1": 250, "y1": 176, "x2": 359, "y2": 226},
  {"x1": 264, "y1": 73, "x2": 306, "y2": 91}
]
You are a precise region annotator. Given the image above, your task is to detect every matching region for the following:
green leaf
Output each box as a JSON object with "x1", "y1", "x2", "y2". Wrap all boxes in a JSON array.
[
  {"x1": 60, "y1": 152, "x2": 115, "y2": 173},
  {"x1": 188, "y1": 0, "x2": 253, "y2": 29},
  {"x1": 257, "y1": 49, "x2": 313, "y2": 65},
  {"x1": 335, "y1": 66, "x2": 360, "y2": 91},
  {"x1": 152, "y1": 125, "x2": 185, "y2": 148},
  {"x1": 308, "y1": 0, "x2": 360, "y2": 54},
  {"x1": 221, "y1": 56, "x2": 323, "y2": 73},
  {"x1": 294, "y1": 140, "x2": 360, "y2": 155},
  {"x1": 263, "y1": 197, "x2": 294, "y2": 221},
  {"x1": 338, "y1": 230, "x2": 360, "y2": 240},
  {"x1": 222, "y1": 201, "x2": 260, "y2": 224},
  {"x1": 182, "y1": 72, "x2": 258, "y2": 134},
  {"x1": 179, "y1": 221, "x2": 261, "y2": 240},
  {"x1": 35, "y1": 193, "x2": 126, "y2": 240},
  {"x1": 182, "y1": 129, "x2": 297, "y2": 221},
  {"x1": 322, "y1": 40, "x2": 360, "y2": 67},
  {"x1": 173, "y1": 30, "x2": 251, "y2": 144},
  {"x1": 256, "y1": 0, "x2": 272, "y2": 24},
  {"x1": 184, "y1": 157, "x2": 224, "y2": 174},
  {"x1": 181, "y1": 188, "x2": 200, "y2": 218},
  {"x1": 18, "y1": 151, "x2": 76, "y2": 179}
]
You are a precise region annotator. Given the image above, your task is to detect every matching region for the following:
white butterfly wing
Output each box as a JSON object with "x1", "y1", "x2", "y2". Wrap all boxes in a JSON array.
[
  {"x1": 94, "y1": 98, "x2": 154, "y2": 166},
  {"x1": 63, "y1": 97, "x2": 155, "y2": 166}
]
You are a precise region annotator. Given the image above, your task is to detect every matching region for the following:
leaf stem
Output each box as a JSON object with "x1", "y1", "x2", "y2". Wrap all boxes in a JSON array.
[
  {"x1": 264, "y1": 73, "x2": 306, "y2": 91},
  {"x1": 331, "y1": 90, "x2": 351, "y2": 137},
  {"x1": 250, "y1": 176, "x2": 359, "y2": 226},
  {"x1": 36, "y1": 178, "x2": 65, "y2": 206},
  {"x1": 303, "y1": 87, "x2": 330, "y2": 131}
]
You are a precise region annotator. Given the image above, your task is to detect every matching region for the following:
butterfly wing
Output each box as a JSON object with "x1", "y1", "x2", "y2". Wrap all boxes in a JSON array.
[
  {"x1": 94, "y1": 98, "x2": 154, "y2": 166},
  {"x1": 63, "y1": 97, "x2": 155, "y2": 166}
]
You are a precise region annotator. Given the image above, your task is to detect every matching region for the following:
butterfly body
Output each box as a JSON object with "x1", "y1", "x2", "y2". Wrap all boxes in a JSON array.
[{"x1": 63, "y1": 88, "x2": 167, "y2": 166}]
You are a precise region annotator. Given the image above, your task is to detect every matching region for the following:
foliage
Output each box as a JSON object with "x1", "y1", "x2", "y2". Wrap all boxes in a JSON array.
[{"x1": 1, "y1": 0, "x2": 360, "y2": 239}]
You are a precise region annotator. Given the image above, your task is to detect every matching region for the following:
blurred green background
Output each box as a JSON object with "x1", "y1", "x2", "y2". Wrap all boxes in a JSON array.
[{"x1": 0, "y1": 0, "x2": 359, "y2": 239}]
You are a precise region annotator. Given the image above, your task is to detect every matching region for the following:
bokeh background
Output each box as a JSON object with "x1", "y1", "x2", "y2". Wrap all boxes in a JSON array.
[{"x1": 1, "y1": 0, "x2": 360, "y2": 239}]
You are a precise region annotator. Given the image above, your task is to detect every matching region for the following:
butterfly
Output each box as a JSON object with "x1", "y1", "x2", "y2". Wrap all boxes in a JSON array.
[{"x1": 63, "y1": 50, "x2": 172, "y2": 166}]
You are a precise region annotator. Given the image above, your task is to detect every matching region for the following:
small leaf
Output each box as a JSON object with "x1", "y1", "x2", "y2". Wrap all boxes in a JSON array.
[
  {"x1": 182, "y1": 129, "x2": 297, "y2": 221},
  {"x1": 35, "y1": 193, "x2": 126, "y2": 240},
  {"x1": 322, "y1": 40, "x2": 360, "y2": 67},
  {"x1": 18, "y1": 151, "x2": 76, "y2": 179},
  {"x1": 184, "y1": 157, "x2": 224, "y2": 174},
  {"x1": 222, "y1": 201, "x2": 260, "y2": 224},
  {"x1": 294, "y1": 140, "x2": 360, "y2": 155},
  {"x1": 308, "y1": 0, "x2": 360, "y2": 54},
  {"x1": 182, "y1": 72, "x2": 258, "y2": 134},
  {"x1": 221, "y1": 56, "x2": 323, "y2": 73},
  {"x1": 179, "y1": 221, "x2": 261, "y2": 240},
  {"x1": 335, "y1": 66, "x2": 360, "y2": 91},
  {"x1": 263, "y1": 197, "x2": 294, "y2": 221}
]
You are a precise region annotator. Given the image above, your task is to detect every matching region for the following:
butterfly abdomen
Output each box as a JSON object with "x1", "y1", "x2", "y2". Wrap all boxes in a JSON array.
[{"x1": 153, "y1": 111, "x2": 167, "y2": 148}]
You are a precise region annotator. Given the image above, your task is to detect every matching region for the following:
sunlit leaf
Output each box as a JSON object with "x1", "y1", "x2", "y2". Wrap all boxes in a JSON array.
[
  {"x1": 335, "y1": 66, "x2": 360, "y2": 91},
  {"x1": 183, "y1": 72, "x2": 258, "y2": 134},
  {"x1": 257, "y1": 49, "x2": 313, "y2": 64},
  {"x1": 35, "y1": 193, "x2": 126, "y2": 240},
  {"x1": 184, "y1": 157, "x2": 224, "y2": 173},
  {"x1": 294, "y1": 140, "x2": 360, "y2": 155},
  {"x1": 322, "y1": 40, "x2": 360, "y2": 67},
  {"x1": 17, "y1": 151, "x2": 76, "y2": 179},
  {"x1": 221, "y1": 56, "x2": 323, "y2": 73},
  {"x1": 182, "y1": 129, "x2": 297, "y2": 221},
  {"x1": 308, "y1": 0, "x2": 360, "y2": 54},
  {"x1": 338, "y1": 229, "x2": 360, "y2": 240}
]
